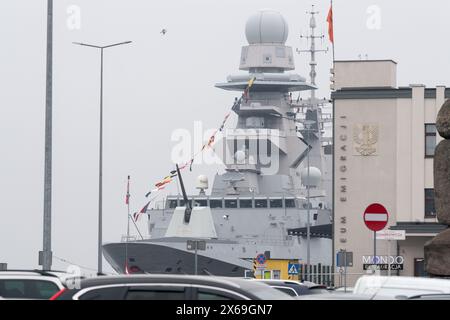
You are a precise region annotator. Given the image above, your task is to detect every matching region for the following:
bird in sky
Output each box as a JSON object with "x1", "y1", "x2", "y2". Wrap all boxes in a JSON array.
[{"x1": 160, "y1": 29, "x2": 167, "y2": 35}]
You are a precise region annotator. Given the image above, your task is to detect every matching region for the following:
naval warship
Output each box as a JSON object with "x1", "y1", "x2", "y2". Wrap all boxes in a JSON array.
[{"x1": 103, "y1": 9, "x2": 333, "y2": 278}]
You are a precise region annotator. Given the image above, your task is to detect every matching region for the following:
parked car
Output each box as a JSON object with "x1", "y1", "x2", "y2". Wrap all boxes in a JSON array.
[
  {"x1": 407, "y1": 294, "x2": 450, "y2": 300},
  {"x1": 295, "y1": 292, "x2": 394, "y2": 300},
  {"x1": 301, "y1": 282, "x2": 330, "y2": 295},
  {"x1": 353, "y1": 275, "x2": 450, "y2": 299},
  {"x1": 50, "y1": 275, "x2": 294, "y2": 300},
  {"x1": 248, "y1": 279, "x2": 310, "y2": 296},
  {"x1": 332, "y1": 286, "x2": 354, "y2": 293},
  {"x1": 0, "y1": 270, "x2": 72, "y2": 299}
]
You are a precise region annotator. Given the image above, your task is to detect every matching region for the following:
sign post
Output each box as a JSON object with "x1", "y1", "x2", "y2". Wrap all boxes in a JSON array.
[
  {"x1": 376, "y1": 230, "x2": 405, "y2": 276},
  {"x1": 255, "y1": 253, "x2": 267, "y2": 279},
  {"x1": 364, "y1": 203, "x2": 389, "y2": 271},
  {"x1": 187, "y1": 240, "x2": 206, "y2": 275}
]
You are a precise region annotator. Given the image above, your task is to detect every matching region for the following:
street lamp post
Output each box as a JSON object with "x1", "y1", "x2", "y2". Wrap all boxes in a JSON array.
[{"x1": 73, "y1": 41, "x2": 132, "y2": 275}]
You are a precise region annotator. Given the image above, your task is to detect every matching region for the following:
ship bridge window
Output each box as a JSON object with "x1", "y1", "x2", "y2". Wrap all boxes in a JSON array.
[
  {"x1": 179, "y1": 200, "x2": 192, "y2": 207},
  {"x1": 255, "y1": 199, "x2": 268, "y2": 208},
  {"x1": 269, "y1": 199, "x2": 283, "y2": 208},
  {"x1": 285, "y1": 199, "x2": 296, "y2": 208},
  {"x1": 209, "y1": 199, "x2": 223, "y2": 209},
  {"x1": 225, "y1": 199, "x2": 238, "y2": 208},
  {"x1": 193, "y1": 199, "x2": 208, "y2": 207},
  {"x1": 168, "y1": 199, "x2": 178, "y2": 209},
  {"x1": 239, "y1": 199, "x2": 253, "y2": 208}
]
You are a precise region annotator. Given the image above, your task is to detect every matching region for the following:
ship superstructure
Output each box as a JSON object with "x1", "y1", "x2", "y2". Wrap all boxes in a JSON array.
[{"x1": 103, "y1": 9, "x2": 333, "y2": 280}]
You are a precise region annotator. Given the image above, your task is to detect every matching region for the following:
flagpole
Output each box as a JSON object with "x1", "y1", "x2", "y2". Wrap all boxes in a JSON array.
[
  {"x1": 329, "y1": 0, "x2": 337, "y2": 285},
  {"x1": 125, "y1": 175, "x2": 130, "y2": 273},
  {"x1": 331, "y1": 0, "x2": 336, "y2": 65}
]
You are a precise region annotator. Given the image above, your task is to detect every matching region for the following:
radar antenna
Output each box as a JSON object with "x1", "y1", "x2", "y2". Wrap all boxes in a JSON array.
[{"x1": 296, "y1": 5, "x2": 328, "y2": 103}]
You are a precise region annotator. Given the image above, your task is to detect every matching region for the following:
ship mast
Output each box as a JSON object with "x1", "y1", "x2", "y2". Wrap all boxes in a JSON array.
[
  {"x1": 294, "y1": 5, "x2": 332, "y2": 188},
  {"x1": 297, "y1": 5, "x2": 328, "y2": 108}
]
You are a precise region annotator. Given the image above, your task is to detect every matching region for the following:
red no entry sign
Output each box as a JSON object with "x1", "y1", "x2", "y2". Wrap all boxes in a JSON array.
[{"x1": 364, "y1": 203, "x2": 389, "y2": 231}]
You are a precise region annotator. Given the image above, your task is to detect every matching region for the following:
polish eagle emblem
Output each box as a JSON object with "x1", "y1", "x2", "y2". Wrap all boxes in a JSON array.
[{"x1": 353, "y1": 124, "x2": 378, "y2": 156}]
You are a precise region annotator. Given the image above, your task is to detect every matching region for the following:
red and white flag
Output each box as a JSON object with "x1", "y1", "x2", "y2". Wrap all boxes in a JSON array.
[
  {"x1": 327, "y1": 4, "x2": 334, "y2": 44},
  {"x1": 133, "y1": 201, "x2": 151, "y2": 222}
]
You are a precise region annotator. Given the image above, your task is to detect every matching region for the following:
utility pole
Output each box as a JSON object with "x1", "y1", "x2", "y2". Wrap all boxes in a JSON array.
[
  {"x1": 40, "y1": 0, "x2": 53, "y2": 271},
  {"x1": 73, "y1": 41, "x2": 132, "y2": 275}
]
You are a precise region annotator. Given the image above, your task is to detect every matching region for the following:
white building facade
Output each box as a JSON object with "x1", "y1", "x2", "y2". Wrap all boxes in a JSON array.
[{"x1": 332, "y1": 60, "x2": 448, "y2": 286}]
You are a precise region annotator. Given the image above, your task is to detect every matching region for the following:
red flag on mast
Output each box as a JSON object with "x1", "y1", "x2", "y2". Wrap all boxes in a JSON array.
[
  {"x1": 125, "y1": 175, "x2": 130, "y2": 205},
  {"x1": 327, "y1": 4, "x2": 334, "y2": 43},
  {"x1": 133, "y1": 201, "x2": 151, "y2": 222}
]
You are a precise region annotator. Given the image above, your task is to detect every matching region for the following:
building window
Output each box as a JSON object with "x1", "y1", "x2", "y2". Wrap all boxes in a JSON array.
[
  {"x1": 425, "y1": 124, "x2": 436, "y2": 157},
  {"x1": 272, "y1": 270, "x2": 281, "y2": 279},
  {"x1": 425, "y1": 189, "x2": 436, "y2": 218}
]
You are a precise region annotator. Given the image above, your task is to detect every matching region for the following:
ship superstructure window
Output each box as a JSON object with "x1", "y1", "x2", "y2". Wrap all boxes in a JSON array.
[
  {"x1": 425, "y1": 189, "x2": 436, "y2": 218},
  {"x1": 425, "y1": 124, "x2": 437, "y2": 157},
  {"x1": 285, "y1": 198, "x2": 296, "y2": 208},
  {"x1": 239, "y1": 199, "x2": 253, "y2": 208},
  {"x1": 269, "y1": 199, "x2": 283, "y2": 208},
  {"x1": 179, "y1": 200, "x2": 192, "y2": 207},
  {"x1": 209, "y1": 199, "x2": 223, "y2": 209},
  {"x1": 193, "y1": 199, "x2": 208, "y2": 207},
  {"x1": 225, "y1": 199, "x2": 238, "y2": 208},
  {"x1": 255, "y1": 199, "x2": 268, "y2": 208},
  {"x1": 168, "y1": 199, "x2": 178, "y2": 209}
]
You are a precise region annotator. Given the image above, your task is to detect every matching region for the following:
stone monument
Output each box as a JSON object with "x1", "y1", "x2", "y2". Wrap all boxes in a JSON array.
[{"x1": 424, "y1": 99, "x2": 450, "y2": 276}]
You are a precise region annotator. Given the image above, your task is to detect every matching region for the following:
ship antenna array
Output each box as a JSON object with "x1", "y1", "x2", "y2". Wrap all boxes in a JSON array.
[{"x1": 296, "y1": 5, "x2": 328, "y2": 103}]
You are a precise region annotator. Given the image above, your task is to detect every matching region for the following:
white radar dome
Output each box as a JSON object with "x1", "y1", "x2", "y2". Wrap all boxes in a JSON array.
[
  {"x1": 245, "y1": 9, "x2": 289, "y2": 44},
  {"x1": 196, "y1": 175, "x2": 209, "y2": 190},
  {"x1": 235, "y1": 150, "x2": 246, "y2": 164},
  {"x1": 300, "y1": 167, "x2": 322, "y2": 187}
]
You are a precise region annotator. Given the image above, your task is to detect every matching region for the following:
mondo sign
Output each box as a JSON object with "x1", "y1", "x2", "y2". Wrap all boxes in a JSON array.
[{"x1": 363, "y1": 203, "x2": 389, "y2": 232}]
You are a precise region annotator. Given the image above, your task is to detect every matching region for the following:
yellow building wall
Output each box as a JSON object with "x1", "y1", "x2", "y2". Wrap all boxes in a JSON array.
[{"x1": 254, "y1": 259, "x2": 300, "y2": 280}]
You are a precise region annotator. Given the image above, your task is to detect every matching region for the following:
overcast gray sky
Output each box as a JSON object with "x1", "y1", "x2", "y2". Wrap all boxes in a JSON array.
[{"x1": 1, "y1": 0, "x2": 449, "y2": 274}]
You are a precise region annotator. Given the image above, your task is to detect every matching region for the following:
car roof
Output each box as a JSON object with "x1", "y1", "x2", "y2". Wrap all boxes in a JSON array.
[
  {"x1": 77, "y1": 274, "x2": 262, "y2": 290},
  {"x1": 63, "y1": 274, "x2": 293, "y2": 300},
  {"x1": 294, "y1": 293, "x2": 386, "y2": 300},
  {"x1": 0, "y1": 270, "x2": 68, "y2": 277},
  {"x1": 354, "y1": 275, "x2": 450, "y2": 292},
  {"x1": 251, "y1": 279, "x2": 306, "y2": 285}
]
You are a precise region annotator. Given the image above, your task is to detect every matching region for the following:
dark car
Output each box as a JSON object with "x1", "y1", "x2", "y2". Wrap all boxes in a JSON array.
[
  {"x1": 249, "y1": 280, "x2": 310, "y2": 297},
  {"x1": 50, "y1": 275, "x2": 293, "y2": 300}
]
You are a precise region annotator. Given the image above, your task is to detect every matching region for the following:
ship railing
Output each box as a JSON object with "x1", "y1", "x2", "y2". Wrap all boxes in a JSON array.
[
  {"x1": 241, "y1": 237, "x2": 295, "y2": 246},
  {"x1": 241, "y1": 99, "x2": 277, "y2": 107},
  {"x1": 121, "y1": 235, "x2": 139, "y2": 242}
]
